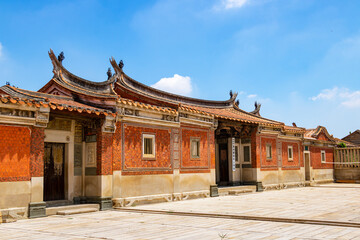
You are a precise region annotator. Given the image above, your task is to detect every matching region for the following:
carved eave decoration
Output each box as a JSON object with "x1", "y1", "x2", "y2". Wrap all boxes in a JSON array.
[
  {"x1": 215, "y1": 121, "x2": 257, "y2": 138},
  {"x1": 257, "y1": 125, "x2": 303, "y2": 140},
  {"x1": 0, "y1": 95, "x2": 50, "y2": 127},
  {"x1": 178, "y1": 108, "x2": 215, "y2": 128},
  {"x1": 116, "y1": 98, "x2": 179, "y2": 127}
]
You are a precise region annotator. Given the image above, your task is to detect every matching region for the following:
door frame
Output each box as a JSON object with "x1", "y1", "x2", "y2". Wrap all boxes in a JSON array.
[
  {"x1": 219, "y1": 143, "x2": 229, "y2": 184},
  {"x1": 44, "y1": 120, "x2": 75, "y2": 201},
  {"x1": 304, "y1": 151, "x2": 311, "y2": 181},
  {"x1": 43, "y1": 143, "x2": 66, "y2": 201}
]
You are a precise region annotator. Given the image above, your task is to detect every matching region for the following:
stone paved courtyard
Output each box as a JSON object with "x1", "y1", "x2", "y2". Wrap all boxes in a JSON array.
[{"x1": 1, "y1": 184, "x2": 360, "y2": 239}]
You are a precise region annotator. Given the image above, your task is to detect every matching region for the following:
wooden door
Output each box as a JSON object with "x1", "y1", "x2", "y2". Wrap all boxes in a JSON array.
[
  {"x1": 44, "y1": 143, "x2": 65, "y2": 201},
  {"x1": 305, "y1": 152, "x2": 311, "y2": 181},
  {"x1": 219, "y1": 143, "x2": 229, "y2": 183}
]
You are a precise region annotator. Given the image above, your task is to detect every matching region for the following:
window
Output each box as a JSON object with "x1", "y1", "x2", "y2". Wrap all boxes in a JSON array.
[
  {"x1": 288, "y1": 146, "x2": 293, "y2": 161},
  {"x1": 304, "y1": 146, "x2": 309, "y2": 151},
  {"x1": 266, "y1": 144, "x2": 272, "y2": 159},
  {"x1": 321, "y1": 150, "x2": 326, "y2": 163},
  {"x1": 243, "y1": 145, "x2": 251, "y2": 163},
  {"x1": 142, "y1": 134, "x2": 155, "y2": 159},
  {"x1": 190, "y1": 138, "x2": 200, "y2": 158}
]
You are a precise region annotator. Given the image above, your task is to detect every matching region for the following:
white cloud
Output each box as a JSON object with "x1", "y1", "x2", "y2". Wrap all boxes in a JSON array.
[
  {"x1": 151, "y1": 74, "x2": 193, "y2": 96},
  {"x1": 222, "y1": 0, "x2": 248, "y2": 9},
  {"x1": 213, "y1": 0, "x2": 248, "y2": 10},
  {"x1": 311, "y1": 87, "x2": 360, "y2": 108},
  {"x1": 247, "y1": 94, "x2": 257, "y2": 98}
]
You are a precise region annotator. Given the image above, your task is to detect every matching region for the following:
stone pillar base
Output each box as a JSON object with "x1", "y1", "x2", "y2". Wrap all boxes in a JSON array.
[
  {"x1": 86, "y1": 197, "x2": 112, "y2": 210},
  {"x1": 210, "y1": 184, "x2": 219, "y2": 197},
  {"x1": 256, "y1": 181, "x2": 264, "y2": 192},
  {"x1": 28, "y1": 202, "x2": 46, "y2": 218}
]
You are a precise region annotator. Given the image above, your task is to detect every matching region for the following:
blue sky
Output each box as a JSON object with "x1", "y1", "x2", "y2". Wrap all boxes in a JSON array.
[{"x1": 0, "y1": 0, "x2": 360, "y2": 138}]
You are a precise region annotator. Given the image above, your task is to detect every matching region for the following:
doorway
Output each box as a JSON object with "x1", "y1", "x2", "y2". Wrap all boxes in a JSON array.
[
  {"x1": 304, "y1": 152, "x2": 311, "y2": 181},
  {"x1": 44, "y1": 143, "x2": 66, "y2": 201},
  {"x1": 219, "y1": 143, "x2": 229, "y2": 183}
]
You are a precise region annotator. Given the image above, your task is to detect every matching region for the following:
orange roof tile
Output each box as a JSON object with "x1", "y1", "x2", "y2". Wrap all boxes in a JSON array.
[{"x1": 181, "y1": 104, "x2": 282, "y2": 127}]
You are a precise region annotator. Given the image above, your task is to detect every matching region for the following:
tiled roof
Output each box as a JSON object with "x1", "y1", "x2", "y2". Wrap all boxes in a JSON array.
[
  {"x1": 304, "y1": 128, "x2": 316, "y2": 139},
  {"x1": 283, "y1": 125, "x2": 306, "y2": 133},
  {"x1": 0, "y1": 85, "x2": 115, "y2": 116},
  {"x1": 181, "y1": 104, "x2": 283, "y2": 127},
  {"x1": 304, "y1": 126, "x2": 335, "y2": 142}
]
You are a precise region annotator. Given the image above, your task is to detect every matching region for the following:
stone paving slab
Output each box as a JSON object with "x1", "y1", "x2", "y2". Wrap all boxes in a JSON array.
[
  {"x1": 128, "y1": 183, "x2": 360, "y2": 224},
  {"x1": 1, "y1": 184, "x2": 360, "y2": 239},
  {"x1": 1, "y1": 210, "x2": 360, "y2": 239}
]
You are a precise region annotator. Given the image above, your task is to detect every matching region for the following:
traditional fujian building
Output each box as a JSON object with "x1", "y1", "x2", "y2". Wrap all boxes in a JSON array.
[
  {"x1": 0, "y1": 50, "x2": 336, "y2": 219},
  {"x1": 304, "y1": 126, "x2": 336, "y2": 183}
]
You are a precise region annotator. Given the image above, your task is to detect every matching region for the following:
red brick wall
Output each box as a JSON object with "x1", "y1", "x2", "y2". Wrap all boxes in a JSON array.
[
  {"x1": 113, "y1": 122, "x2": 122, "y2": 171},
  {"x1": 181, "y1": 128, "x2": 210, "y2": 170},
  {"x1": 97, "y1": 129, "x2": 113, "y2": 175},
  {"x1": 260, "y1": 136, "x2": 277, "y2": 170},
  {"x1": 0, "y1": 125, "x2": 31, "y2": 182},
  {"x1": 311, "y1": 147, "x2": 333, "y2": 169},
  {"x1": 209, "y1": 130, "x2": 215, "y2": 169},
  {"x1": 281, "y1": 141, "x2": 301, "y2": 169},
  {"x1": 30, "y1": 127, "x2": 45, "y2": 177},
  {"x1": 123, "y1": 124, "x2": 172, "y2": 172}
]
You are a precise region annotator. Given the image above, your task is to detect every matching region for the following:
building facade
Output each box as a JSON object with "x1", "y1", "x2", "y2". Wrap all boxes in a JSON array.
[{"x1": 0, "y1": 50, "x2": 336, "y2": 218}]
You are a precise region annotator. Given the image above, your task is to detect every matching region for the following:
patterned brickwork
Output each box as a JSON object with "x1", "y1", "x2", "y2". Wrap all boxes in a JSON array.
[
  {"x1": 113, "y1": 122, "x2": 122, "y2": 171},
  {"x1": 311, "y1": 147, "x2": 334, "y2": 169},
  {"x1": 97, "y1": 129, "x2": 113, "y2": 175},
  {"x1": 181, "y1": 128, "x2": 210, "y2": 169},
  {"x1": 260, "y1": 136, "x2": 278, "y2": 169},
  {"x1": 0, "y1": 125, "x2": 31, "y2": 182},
  {"x1": 209, "y1": 130, "x2": 215, "y2": 169},
  {"x1": 123, "y1": 124, "x2": 172, "y2": 172},
  {"x1": 281, "y1": 141, "x2": 301, "y2": 169},
  {"x1": 30, "y1": 127, "x2": 45, "y2": 177}
]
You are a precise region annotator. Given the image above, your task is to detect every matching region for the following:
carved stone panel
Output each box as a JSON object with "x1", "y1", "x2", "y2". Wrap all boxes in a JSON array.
[{"x1": 85, "y1": 142, "x2": 97, "y2": 168}]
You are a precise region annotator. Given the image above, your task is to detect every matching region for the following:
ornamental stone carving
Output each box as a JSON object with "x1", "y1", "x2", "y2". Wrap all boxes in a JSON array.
[{"x1": 102, "y1": 115, "x2": 116, "y2": 133}]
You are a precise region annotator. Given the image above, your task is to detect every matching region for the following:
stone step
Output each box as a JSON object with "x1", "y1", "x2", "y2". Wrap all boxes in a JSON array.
[
  {"x1": 218, "y1": 186, "x2": 256, "y2": 196},
  {"x1": 46, "y1": 200, "x2": 73, "y2": 208},
  {"x1": 228, "y1": 189, "x2": 254, "y2": 195},
  {"x1": 46, "y1": 204, "x2": 100, "y2": 216},
  {"x1": 57, "y1": 208, "x2": 98, "y2": 216}
]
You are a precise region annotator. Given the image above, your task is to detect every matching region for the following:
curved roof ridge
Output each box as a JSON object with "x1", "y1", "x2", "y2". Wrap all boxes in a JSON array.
[
  {"x1": 49, "y1": 49, "x2": 117, "y2": 95},
  {"x1": 109, "y1": 57, "x2": 237, "y2": 108},
  {"x1": 1, "y1": 85, "x2": 49, "y2": 101},
  {"x1": 120, "y1": 73, "x2": 237, "y2": 107}
]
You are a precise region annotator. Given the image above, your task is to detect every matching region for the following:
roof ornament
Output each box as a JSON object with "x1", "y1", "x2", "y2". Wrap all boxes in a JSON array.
[
  {"x1": 250, "y1": 101, "x2": 261, "y2": 116},
  {"x1": 107, "y1": 68, "x2": 112, "y2": 80},
  {"x1": 235, "y1": 99, "x2": 239, "y2": 106},
  {"x1": 229, "y1": 90, "x2": 233, "y2": 98},
  {"x1": 292, "y1": 122, "x2": 297, "y2": 127},
  {"x1": 6, "y1": 81, "x2": 10, "y2": 86},
  {"x1": 118, "y1": 60, "x2": 124, "y2": 70},
  {"x1": 57, "y1": 52, "x2": 65, "y2": 64}
]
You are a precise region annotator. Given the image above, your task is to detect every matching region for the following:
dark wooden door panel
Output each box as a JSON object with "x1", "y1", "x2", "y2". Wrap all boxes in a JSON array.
[
  {"x1": 44, "y1": 143, "x2": 65, "y2": 201},
  {"x1": 219, "y1": 144, "x2": 229, "y2": 182}
]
